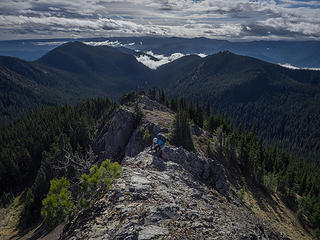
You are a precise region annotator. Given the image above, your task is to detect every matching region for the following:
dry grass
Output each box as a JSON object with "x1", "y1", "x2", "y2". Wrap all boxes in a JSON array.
[
  {"x1": 18, "y1": 223, "x2": 65, "y2": 240},
  {"x1": 0, "y1": 195, "x2": 23, "y2": 240},
  {"x1": 242, "y1": 188, "x2": 313, "y2": 240},
  {"x1": 143, "y1": 109, "x2": 174, "y2": 129}
]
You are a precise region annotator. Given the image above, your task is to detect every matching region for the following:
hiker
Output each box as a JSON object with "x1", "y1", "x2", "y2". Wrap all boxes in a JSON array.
[
  {"x1": 152, "y1": 137, "x2": 158, "y2": 150},
  {"x1": 151, "y1": 133, "x2": 167, "y2": 157}
]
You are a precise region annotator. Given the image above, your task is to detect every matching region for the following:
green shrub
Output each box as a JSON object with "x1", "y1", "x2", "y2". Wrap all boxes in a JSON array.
[
  {"x1": 133, "y1": 102, "x2": 143, "y2": 122},
  {"x1": 314, "y1": 228, "x2": 320, "y2": 240},
  {"x1": 143, "y1": 128, "x2": 151, "y2": 142},
  {"x1": 80, "y1": 159, "x2": 122, "y2": 206},
  {"x1": 40, "y1": 177, "x2": 74, "y2": 230},
  {"x1": 0, "y1": 192, "x2": 14, "y2": 208},
  {"x1": 238, "y1": 187, "x2": 245, "y2": 201},
  {"x1": 296, "y1": 207, "x2": 305, "y2": 222}
]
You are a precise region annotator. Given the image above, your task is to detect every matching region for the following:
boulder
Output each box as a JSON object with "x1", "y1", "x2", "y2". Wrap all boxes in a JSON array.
[{"x1": 162, "y1": 146, "x2": 229, "y2": 197}]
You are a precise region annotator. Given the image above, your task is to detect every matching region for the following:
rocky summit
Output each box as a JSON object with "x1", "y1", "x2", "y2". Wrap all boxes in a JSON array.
[
  {"x1": 60, "y1": 147, "x2": 285, "y2": 240},
  {"x1": 57, "y1": 94, "x2": 288, "y2": 240}
]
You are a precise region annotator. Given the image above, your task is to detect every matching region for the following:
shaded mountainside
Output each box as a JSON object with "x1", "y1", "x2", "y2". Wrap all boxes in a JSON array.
[
  {"x1": 0, "y1": 64, "x2": 54, "y2": 125},
  {"x1": 0, "y1": 42, "x2": 152, "y2": 125},
  {"x1": 156, "y1": 51, "x2": 320, "y2": 159},
  {"x1": 36, "y1": 42, "x2": 152, "y2": 88},
  {"x1": 0, "y1": 56, "x2": 104, "y2": 125}
]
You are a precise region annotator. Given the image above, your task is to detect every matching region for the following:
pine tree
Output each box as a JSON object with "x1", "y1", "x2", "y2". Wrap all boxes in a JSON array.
[
  {"x1": 189, "y1": 100, "x2": 195, "y2": 121},
  {"x1": 195, "y1": 103, "x2": 203, "y2": 128},
  {"x1": 171, "y1": 109, "x2": 194, "y2": 152},
  {"x1": 159, "y1": 89, "x2": 165, "y2": 103},
  {"x1": 206, "y1": 141, "x2": 214, "y2": 159},
  {"x1": 170, "y1": 98, "x2": 178, "y2": 112},
  {"x1": 41, "y1": 177, "x2": 75, "y2": 230},
  {"x1": 148, "y1": 88, "x2": 156, "y2": 100},
  {"x1": 206, "y1": 99, "x2": 211, "y2": 117},
  {"x1": 133, "y1": 101, "x2": 143, "y2": 122}
]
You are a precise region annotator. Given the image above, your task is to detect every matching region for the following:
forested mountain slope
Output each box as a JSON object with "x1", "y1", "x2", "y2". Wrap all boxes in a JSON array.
[
  {"x1": 36, "y1": 41, "x2": 152, "y2": 89},
  {"x1": 1, "y1": 93, "x2": 319, "y2": 239},
  {"x1": 157, "y1": 51, "x2": 320, "y2": 159},
  {"x1": 0, "y1": 42, "x2": 152, "y2": 125}
]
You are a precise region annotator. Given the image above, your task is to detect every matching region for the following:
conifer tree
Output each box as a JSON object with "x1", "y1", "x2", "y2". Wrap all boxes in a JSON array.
[
  {"x1": 195, "y1": 103, "x2": 203, "y2": 128},
  {"x1": 206, "y1": 141, "x2": 214, "y2": 159},
  {"x1": 171, "y1": 109, "x2": 194, "y2": 152},
  {"x1": 133, "y1": 101, "x2": 143, "y2": 122},
  {"x1": 159, "y1": 89, "x2": 165, "y2": 103},
  {"x1": 189, "y1": 100, "x2": 195, "y2": 121},
  {"x1": 170, "y1": 98, "x2": 178, "y2": 111},
  {"x1": 148, "y1": 88, "x2": 156, "y2": 100},
  {"x1": 206, "y1": 99, "x2": 211, "y2": 117}
]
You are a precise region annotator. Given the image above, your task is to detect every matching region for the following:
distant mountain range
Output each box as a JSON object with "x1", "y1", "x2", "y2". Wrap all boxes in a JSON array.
[
  {"x1": 1, "y1": 37, "x2": 320, "y2": 68},
  {"x1": 1, "y1": 41, "x2": 320, "y2": 159}
]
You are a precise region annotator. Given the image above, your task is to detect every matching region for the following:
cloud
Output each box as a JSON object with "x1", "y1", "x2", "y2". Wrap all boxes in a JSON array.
[
  {"x1": 34, "y1": 41, "x2": 67, "y2": 46},
  {"x1": 0, "y1": 0, "x2": 319, "y2": 40},
  {"x1": 198, "y1": 53, "x2": 207, "y2": 58},
  {"x1": 279, "y1": 63, "x2": 320, "y2": 71},
  {"x1": 84, "y1": 40, "x2": 122, "y2": 47},
  {"x1": 136, "y1": 51, "x2": 185, "y2": 69}
]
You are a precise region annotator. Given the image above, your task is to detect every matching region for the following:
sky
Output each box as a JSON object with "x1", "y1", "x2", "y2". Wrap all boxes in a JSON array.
[{"x1": 0, "y1": 0, "x2": 319, "y2": 41}]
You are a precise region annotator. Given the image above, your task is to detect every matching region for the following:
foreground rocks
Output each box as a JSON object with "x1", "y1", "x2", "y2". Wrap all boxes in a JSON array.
[
  {"x1": 60, "y1": 148, "x2": 287, "y2": 240},
  {"x1": 162, "y1": 146, "x2": 229, "y2": 198}
]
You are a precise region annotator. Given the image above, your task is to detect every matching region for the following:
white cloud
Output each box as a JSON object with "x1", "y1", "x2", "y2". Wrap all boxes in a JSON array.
[
  {"x1": 279, "y1": 63, "x2": 320, "y2": 71},
  {"x1": 0, "y1": 0, "x2": 319, "y2": 40},
  {"x1": 84, "y1": 40, "x2": 121, "y2": 47},
  {"x1": 34, "y1": 41, "x2": 67, "y2": 46},
  {"x1": 198, "y1": 53, "x2": 207, "y2": 58},
  {"x1": 279, "y1": 63, "x2": 300, "y2": 70},
  {"x1": 136, "y1": 51, "x2": 186, "y2": 69}
]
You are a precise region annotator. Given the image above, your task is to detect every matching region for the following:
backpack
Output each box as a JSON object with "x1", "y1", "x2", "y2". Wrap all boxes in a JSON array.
[{"x1": 156, "y1": 133, "x2": 167, "y2": 143}]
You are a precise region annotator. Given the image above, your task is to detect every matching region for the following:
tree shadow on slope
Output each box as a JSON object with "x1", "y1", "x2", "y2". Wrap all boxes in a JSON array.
[{"x1": 245, "y1": 180, "x2": 283, "y2": 220}]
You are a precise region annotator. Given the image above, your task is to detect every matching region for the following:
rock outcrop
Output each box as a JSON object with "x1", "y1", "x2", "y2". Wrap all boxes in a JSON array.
[
  {"x1": 60, "y1": 148, "x2": 286, "y2": 240},
  {"x1": 94, "y1": 107, "x2": 137, "y2": 162},
  {"x1": 162, "y1": 146, "x2": 229, "y2": 197},
  {"x1": 93, "y1": 94, "x2": 173, "y2": 163}
]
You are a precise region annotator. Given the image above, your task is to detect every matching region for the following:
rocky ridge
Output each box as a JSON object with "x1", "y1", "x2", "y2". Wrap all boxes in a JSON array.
[
  {"x1": 60, "y1": 94, "x2": 288, "y2": 239},
  {"x1": 60, "y1": 148, "x2": 286, "y2": 239}
]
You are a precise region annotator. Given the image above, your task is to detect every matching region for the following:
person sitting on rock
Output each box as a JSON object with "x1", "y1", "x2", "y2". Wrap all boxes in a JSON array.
[{"x1": 153, "y1": 133, "x2": 166, "y2": 157}]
